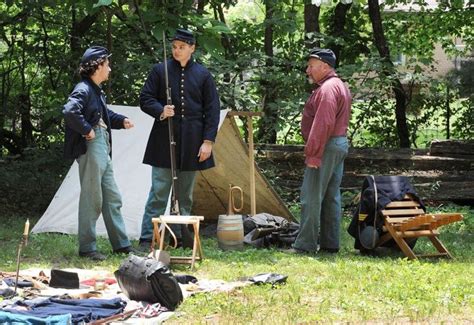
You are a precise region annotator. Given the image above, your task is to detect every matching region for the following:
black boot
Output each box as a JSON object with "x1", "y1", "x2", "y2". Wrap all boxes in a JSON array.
[{"x1": 180, "y1": 224, "x2": 194, "y2": 249}]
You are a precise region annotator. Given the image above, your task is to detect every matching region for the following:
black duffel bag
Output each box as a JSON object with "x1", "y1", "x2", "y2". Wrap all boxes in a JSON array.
[{"x1": 114, "y1": 255, "x2": 183, "y2": 310}]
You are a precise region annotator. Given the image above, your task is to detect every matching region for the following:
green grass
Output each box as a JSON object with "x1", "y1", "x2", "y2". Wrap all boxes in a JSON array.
[{"x1": 1, "y1": 206, "x2": 473, "y2": 323}]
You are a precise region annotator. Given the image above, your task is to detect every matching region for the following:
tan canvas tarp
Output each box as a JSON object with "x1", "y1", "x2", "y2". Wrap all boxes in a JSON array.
[{"x1": 193, "y1": 116, "x2": 293, "y2": 221}]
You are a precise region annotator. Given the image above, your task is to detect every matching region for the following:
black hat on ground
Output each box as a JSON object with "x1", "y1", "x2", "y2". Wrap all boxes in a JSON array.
[
  {"x1": 172, "y1": 28, "x2": 195, "y2": 45},
  {"x1": 81, "y1": 46, "x2": 111, "y2": 64},
  {"x1": 308, "y1": 48, "x2": 336, "y2": 68}
]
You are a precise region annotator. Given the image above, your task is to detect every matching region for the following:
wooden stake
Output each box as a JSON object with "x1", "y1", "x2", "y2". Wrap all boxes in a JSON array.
[{"x1": 247, "y1": 117, "x2": 256, "y2": 216}]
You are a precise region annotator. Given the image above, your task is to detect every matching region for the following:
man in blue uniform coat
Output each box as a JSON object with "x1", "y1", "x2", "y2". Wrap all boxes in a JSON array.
[
  {"x1": 139, "y1": 29, "x2": 220, "y2": 248},
  {"x1": 63, "y1": 46, "x2": 137, "y2": 260}
]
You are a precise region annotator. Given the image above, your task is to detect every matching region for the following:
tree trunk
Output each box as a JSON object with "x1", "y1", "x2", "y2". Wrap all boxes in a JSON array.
[
  {"x1": 214, "y1": 3, "x2": 232, "y2": 58},
  {"x1": 1, "y1": 50, "x2": 12, "y2": 153},
  {"x1": 304, "y1": 2, "x2": 320, "y2": 49},
  {"x1": 19, "y1": 28, "x2": 33, "y2": 149},
  {"x1": 212, "y1": 2, "x2": 233, "y2": 84},
  {"x1": 70, "y1": 4, "x2": 100, "y2": 78},
  {"x1": 446, "y1": 85, "x2": 450, "y2": 139},
  {"x1": 70, "y1": 9, "x2": 99, "y2": 52},
  {"x1": 0, "y1": 129, "x2": 22, "y2": 155},
  {"x1": 39, "y1": 9, "x2": 58, "y2": 90},
  {"x1": 106, "y1": 8, "x2": 112, "y2": 101},
  {"x1": 328, "y1": 2, "x2": 352, "y2": 67},
  {"x1": 19, "y1": 93, "x2": 33, "y2": 148},
  {"x1": 197, "y1": 0, "x2": 206, "y2": 14},
  {"x1": 257, "y1": 0, "x2": 277, "y2": 144},
  {"x1": 368, "y1": 0, "x2": 410, "y2": 148},
  {"x1": 112, "y1": 5, "x2": 156, "y2": 59}
]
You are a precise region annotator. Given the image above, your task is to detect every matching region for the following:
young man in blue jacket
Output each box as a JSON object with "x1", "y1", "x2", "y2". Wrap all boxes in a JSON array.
[
  {"x1": 63, "y1": 46, "x2": 136, "y2": 260},
  {"x1": 138, "y1": 29, "x2": 220, "y2": 249}
]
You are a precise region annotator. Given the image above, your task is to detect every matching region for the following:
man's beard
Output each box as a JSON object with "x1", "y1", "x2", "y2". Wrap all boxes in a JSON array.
[{"x1": 307, "y1": 77, "x2": 314, "y2": 84}]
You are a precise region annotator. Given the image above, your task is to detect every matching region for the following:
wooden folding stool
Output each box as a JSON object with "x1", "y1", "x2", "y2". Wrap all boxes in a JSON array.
[{"x1": 151, "y1": 216, "x2": 204, "y2": 269}]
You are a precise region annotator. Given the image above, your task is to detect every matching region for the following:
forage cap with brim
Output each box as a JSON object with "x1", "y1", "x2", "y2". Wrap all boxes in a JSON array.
[
  {"x1": 172, "y1": 28, "x2": 195, "y2": 45},
  {"x1": 308, "y1": 48, "x2": 336, "y2": 68},
  {"x1": 81, "y1": 46, "x2": 111, "y2": 64}
]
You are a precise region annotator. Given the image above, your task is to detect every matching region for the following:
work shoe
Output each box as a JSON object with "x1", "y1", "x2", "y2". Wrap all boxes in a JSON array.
[
  {"x1": 283, "y1": 247, "x2": 312, "y2": 255},
  {"x1": 79, "y1": 251, "x2": 107, "y2": 261},
  {"x1": 359, "y1": 247, "x2": 378, "y2": 257},
  {"x1": 319, "y1": 247, "x2": 339, "y2": 254},
  {"x1": 113, "y1": 246, "x2": 142, "y2": 255},
  {"x1": 174, "y1": 237, "x2": 194, "y2": 249},
  {"x1": 180, "y1": 225, "x2": 194, "y2": 249},
  {"x1": 137, "y1": 240, "x2": 152, "y2": 253}
]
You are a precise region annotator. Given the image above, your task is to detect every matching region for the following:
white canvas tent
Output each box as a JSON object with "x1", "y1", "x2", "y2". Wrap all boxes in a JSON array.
[{"x1": 32, "y1": 105, "x2": 292, "y2": 239}]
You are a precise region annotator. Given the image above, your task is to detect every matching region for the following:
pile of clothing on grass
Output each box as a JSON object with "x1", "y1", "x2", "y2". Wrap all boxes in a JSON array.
[{"x1": 0, "y1": 255, "x2": 287, "y2": 324}]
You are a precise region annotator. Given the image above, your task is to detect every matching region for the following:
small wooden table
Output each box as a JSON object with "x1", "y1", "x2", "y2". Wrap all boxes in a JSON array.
[{"x1": 151, "y1": 216, "x2": 204, "y2": 269}]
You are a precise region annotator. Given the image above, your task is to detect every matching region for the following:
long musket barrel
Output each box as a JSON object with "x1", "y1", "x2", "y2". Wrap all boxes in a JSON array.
[{"x1": 163, "y1": 31, "x2": 180, "y2": 216}]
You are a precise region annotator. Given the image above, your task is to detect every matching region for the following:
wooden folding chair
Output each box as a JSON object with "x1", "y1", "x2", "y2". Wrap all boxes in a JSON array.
[{"x1": 377, "y1": 195, "x2": 463, "y2": 260}]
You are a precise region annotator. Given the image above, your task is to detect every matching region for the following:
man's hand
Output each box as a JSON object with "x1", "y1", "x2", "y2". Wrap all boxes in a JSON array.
[
  {"x1": 307, "y1": 164, "x2": 319, "y2": 169},
  {"x1": 123, "y1": 118, "x2": 134, "y2": 129},
  {"x1": 198, "y1": 141, "x2": 213, "y2": 162},
  {"x1": 160, "y1": 105, "x2": 175, "y2": 120},
  {"x1": 85, "y1": 129, "x2": 95, "y2": 140}
]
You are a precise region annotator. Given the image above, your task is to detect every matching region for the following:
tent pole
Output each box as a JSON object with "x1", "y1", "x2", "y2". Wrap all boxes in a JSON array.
[
  {"x1": 227, "y1": 111, "x2": 263, "y2": 217},
  {"x1": 247, "y1": 117, "x2": 256, "y2": 216}
]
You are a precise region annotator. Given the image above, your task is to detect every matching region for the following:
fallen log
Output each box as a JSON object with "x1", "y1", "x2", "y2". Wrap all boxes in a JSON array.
[
  {"x1": 256, "y1": 145, "x2": 474, "y2": 202},
  {"x1": 430, "y1": 140, "x2": 474, "y2": 159}
]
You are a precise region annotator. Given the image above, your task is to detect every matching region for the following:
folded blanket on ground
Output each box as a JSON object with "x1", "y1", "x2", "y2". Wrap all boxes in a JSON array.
[
  {"x1": 1, "y1": 297, "x2": 126, "y2": 324},
  {"x1": 0, "y1": 310, "x2": 71, "y2": 324}
]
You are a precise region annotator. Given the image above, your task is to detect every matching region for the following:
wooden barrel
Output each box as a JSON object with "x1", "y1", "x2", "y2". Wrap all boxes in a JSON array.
[{"x1": 217, "y1": 215, "x2": 244, "y2": 250}]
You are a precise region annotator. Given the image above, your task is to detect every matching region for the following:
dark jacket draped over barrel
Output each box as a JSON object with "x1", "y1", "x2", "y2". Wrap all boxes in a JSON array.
[
  {"x1": 347, "y1": 175, "x2": 425, "y2": 249},
  {"x1": 139, "y1": 58, "x2": 220, "y2": 171}
]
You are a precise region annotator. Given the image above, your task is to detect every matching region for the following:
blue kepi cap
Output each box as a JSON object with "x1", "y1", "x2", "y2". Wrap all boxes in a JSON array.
[
  {"x1": 172, "y1": 29, "x2": 195, "y2": 45},
  {"x1": 81, "y1": 46, "x2": 111, "y2": 64}
]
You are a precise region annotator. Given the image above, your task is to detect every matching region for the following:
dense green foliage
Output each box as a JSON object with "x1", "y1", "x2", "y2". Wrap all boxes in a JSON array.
[
  {"x1": 0, "y1": 0, "x2": 472, "y2": 156},
  {"x1": 0, "y1": 144, "x2": 69, "y2": 217}
]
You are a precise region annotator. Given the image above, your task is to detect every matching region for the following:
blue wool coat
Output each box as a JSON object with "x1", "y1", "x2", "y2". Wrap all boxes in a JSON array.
[
  {"x1": 140, "y1": 58, "x2": 220, "y2": 171},
  {"x1": 62, "y1": 78, "x2": 126, "y2": 159}
]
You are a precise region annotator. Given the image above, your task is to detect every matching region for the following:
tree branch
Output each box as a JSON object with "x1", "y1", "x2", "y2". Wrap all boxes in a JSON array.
[
  {"x1": 39, "y1": 8, "x2": 57, "y2": 90},
  {"x1": 368, "y1": 0, "x2": 410, "y2": 148}
]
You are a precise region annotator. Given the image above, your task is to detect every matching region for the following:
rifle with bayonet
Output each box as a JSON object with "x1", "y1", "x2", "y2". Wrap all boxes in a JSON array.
[{"x1": 163, "y1": 30, "x2": 180, "y2": 216}]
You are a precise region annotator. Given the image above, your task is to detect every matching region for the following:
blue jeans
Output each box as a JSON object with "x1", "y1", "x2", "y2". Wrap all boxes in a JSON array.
[
  {"x1": 293, "y1": 136, "x2": 349, "y2": 252},
  {"x1": 140, "y1": 167, "x2": 197, "y2": 241},
  {"x1": 76, "y1": 127, "x2": 130, "y2": 253}
]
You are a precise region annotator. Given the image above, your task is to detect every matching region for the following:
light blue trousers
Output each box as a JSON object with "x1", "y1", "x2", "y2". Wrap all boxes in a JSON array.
[
  {"x1": 140, "y1": 167, "x2": 197, "y2": 242},
  {"x1": 76, "y1": 127, "x2": 130, "y2": 253},
  {"x1": 293, "y1": 136, "x2": 349, "y2": 252}
]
